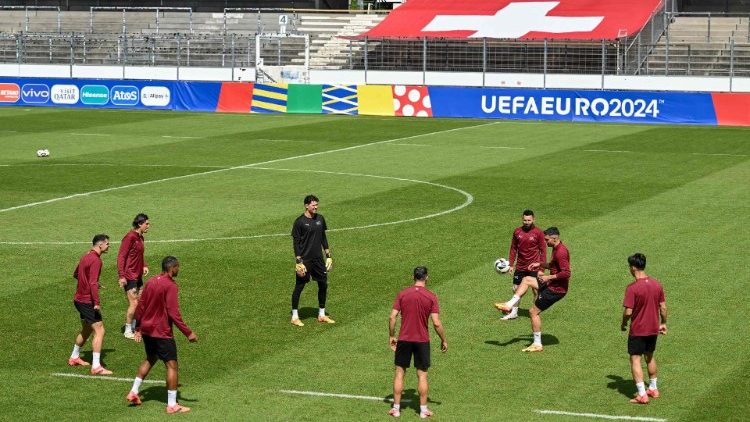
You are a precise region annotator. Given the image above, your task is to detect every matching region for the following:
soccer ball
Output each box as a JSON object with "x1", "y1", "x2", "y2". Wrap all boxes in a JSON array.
[
  {"x1": 494, "y1": 258, "x2": 510, "y2": 274},
  {"x1": 36, "y1": 149, "x2": 50, "y2": 158}
]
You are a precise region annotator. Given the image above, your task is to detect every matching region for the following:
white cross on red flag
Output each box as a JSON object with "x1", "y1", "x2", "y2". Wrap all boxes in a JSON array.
[{"x1": 357, "y1": 0, "x2": 663, "y2": 40}]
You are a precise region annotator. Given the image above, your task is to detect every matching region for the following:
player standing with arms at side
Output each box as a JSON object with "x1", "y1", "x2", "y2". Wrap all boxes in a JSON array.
[
  {"x1": 388, "y1": 267, "x2": 447, "y2": 419},
  {"x1": 118, "y1": 213, "x2": 150, "y2": 339},
  {"x1": 497, "y1": 209, "x2": 546, "y2": 320},
  {"x1": 496, "y1": 227, "x2": 570, "y2": 352},
  {"x1": 126, "y1": 256, "x2": 197, "y2": 413},
  {"x1": 69, "y1": 234, "x2": 113, "y2": 375},
  {"x1": 290, "y1": 194, "x2": 334, "y2": 327},
  {"x1": 621, "y1": 253, "x2": 667, "y2": 404}
]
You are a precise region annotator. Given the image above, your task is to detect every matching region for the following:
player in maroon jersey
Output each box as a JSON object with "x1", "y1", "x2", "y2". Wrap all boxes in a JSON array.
[
  {"x1": 126, "y1": 256, "x2": 197, "y2": 413},
  {"x1": 69, "y1": 234, "x2": 113, "y2": 375},
  {"x1": 496, "y1": 209, "x2": 546, "y2": 320},
  {"x1": 496, "y1": 227, "x2": 570, "y2": 352},
  {"x1": 117, "y1": 213, "x2": 150, "y2": 339},
  {"x1": 621, "y1": 253, "x2": 667, "y2": 404},
  {"x1": 388, "y1": 267, "x2": 447, "y2": 419}
]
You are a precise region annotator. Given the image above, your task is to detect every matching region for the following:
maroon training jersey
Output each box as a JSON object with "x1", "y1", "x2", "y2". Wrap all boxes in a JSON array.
[
  {"x1": 623, "y1": 277, "x2": 665, "y2": 337},
  {"x1": 508, "y1": 226, "x2": 547, "y2": 271},
  {"x1": 547, "y1": 242, "x2": 571, "y2": 294},
  {"x1": 117, "y1": 230, "x2": 146, "y2": 281},
  {"x1": 135, "y1": 273, "x2": 192, "y2": 339},
  {"x1": 73, "y1": 250, "x2": 103, "y2": 306},
  {"x1": 393, "y1": 285, "x2": 439, "y2": 343}
]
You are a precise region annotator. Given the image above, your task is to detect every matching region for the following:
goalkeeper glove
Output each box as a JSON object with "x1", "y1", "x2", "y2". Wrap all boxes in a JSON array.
[
  {"x1": 325, "y1": 257, "x2": 333, "y2": 271},
  {"x1": 295, "y1": 262, "x2": 307, "y2": 275}
]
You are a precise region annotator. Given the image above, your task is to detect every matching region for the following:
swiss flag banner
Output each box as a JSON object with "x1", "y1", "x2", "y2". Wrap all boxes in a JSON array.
[{"x1": 357, "y1": 0, "x2": 663, "y2": 40}]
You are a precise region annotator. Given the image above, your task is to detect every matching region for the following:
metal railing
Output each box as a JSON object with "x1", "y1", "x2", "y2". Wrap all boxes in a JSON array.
[
  {"x1": 89, "y1": 7, "x2": 193, "y2": 34},
  {"x1": 0, "y1": 5, "x2": 61, "y2": 33}
]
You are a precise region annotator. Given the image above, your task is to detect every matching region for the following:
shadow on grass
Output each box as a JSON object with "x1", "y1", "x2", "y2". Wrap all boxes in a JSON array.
[
  {"x1": 484, "y1": 333, "x2": 559, "y2": 348},
  {"x1": 606, "y1": 374, "x2": 636, "y2": 398},
  {"x1": 139, "y1": 386, "x2": 198, "y2": 406},
  {"x1": 384, "y1": 388, "x2": 441, "y2": 416}
]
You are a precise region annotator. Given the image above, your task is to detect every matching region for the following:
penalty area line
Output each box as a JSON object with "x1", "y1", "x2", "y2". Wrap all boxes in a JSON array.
[
  {"x1": 534, "y1": 409, "x2": 666, "y2": 422},
  {"x1": 52, "y1": 372, "x2": 162, "y2": 384},
  {"x1": 279, "y1": 389, "x2": 410, "y2": 403}
]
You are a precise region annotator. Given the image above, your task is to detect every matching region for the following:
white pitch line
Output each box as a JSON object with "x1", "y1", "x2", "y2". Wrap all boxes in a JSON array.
[
  {"x1": 0, "y1": 167, "x2": 473, "y2": 245},
  {"x1": 583, "y1": 149, "x2": 633, "y2": 153},
  {"x1": 279, "y1": 389, "x2": 410, "y2": 403},
  {"x1": 162, "y1": 135, "x2": 201, "y2": 139},
  {"x1": 534, "y1": 409, "x2": 666, "y2": 422},
  {"x1": 52, "y1": 373, "x2": 162, "y2": 384},
  {"x1": 2, "y1": 163, "x2": 225, "y2": 169},
  {"x1": 479, "y1": 146, "x2": 526, "y2": 150},
  {"x1": 692, "y1": 152, "x2": 748, "y2": 157},
  {"x1": 68, "y1": 133, "x2": 112, "y2": 137},
  {"x1": 0, "y1": 121, "x2": 496, "y2": 215}
]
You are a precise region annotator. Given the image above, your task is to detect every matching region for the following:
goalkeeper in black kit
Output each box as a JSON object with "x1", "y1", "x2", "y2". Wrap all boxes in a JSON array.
[{"x1": 290, "y1": 194, "x2": 335, "y2": 327}]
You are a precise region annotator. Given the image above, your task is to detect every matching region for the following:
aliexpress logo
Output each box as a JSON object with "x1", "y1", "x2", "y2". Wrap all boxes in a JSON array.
[{"x1": 0, "y1": 83, "x2": 20, "y2": 103}]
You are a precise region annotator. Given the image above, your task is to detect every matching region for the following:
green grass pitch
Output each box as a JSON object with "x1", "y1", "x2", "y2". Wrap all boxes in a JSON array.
[{"x1": 0, "y1": 107, "x2": 749, "y2": 421}]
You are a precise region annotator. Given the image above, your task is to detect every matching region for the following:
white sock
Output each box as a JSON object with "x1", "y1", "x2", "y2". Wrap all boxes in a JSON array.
[
  {"x1": 636, "y1": 382, "x2": 646, "y2": 396},
  {"x1": 506, "y1": 295, "x2": 521, "y2": 307},
  {"x1": 131, "y1": 377, "x2": 143, "y2": 394},
  {"x1": 92, "y1": 352, "x2": 101, "y2": 368},
  {"x1": 71, "y1": 344, "x2": 81, "y2": 359},
  {"x1": 124, "y1": 323, "x2": 133, "y2": 334},
  {"x1": 167, "y1": 390, "x2": 177, "y2": 407},
  {"x1": 510, "y1": 306, "x2": 519, "y2": 317},
  {"x1": 649, "y1": 378, "x2": 658, "y2": 390},
  {"x1": 292, "y1": 309, "x2": 299, "y2": 320},
  {"x1": 533, "y1": 332, "x2": 542, "y2": 345},
  {"x1": 392, "y1": 404, "x2": 400, "y2": 410},
  {"x1": 319, "y1": 308, "x2": 326, "y2": 317},
  {"x1": 420, "y1": 405, "x2": 429, "y2": 414}
]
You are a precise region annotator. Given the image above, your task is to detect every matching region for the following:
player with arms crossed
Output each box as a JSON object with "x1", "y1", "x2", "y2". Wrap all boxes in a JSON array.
[
  {"x1": 126, "y1": 256, "x2": 197, "y2": 414},
  {"x1": 290, "y1": 194, "x2": 334, "y2": 327},
  {"x1": 118, "y1": 213, "x2": 150, "y2": 339},
  {"x1": 388, "y1": 266, "x2": 447, "y2": 419},
  {"x1": 497, "y1": 209, "x2": 546, "y2": 320},
  {"x1": 621, "y1": 253, "x2": 667, "y2": 404},
  {"x1": 69, "y1": 234, "x2": 113, "y2": 375},
  {"x1": 496, "y1": 227, "x2": 570, "y2": 352}
]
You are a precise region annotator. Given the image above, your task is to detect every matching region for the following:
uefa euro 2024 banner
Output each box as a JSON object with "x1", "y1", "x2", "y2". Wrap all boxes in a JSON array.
[
  {"x1": 2, "y1": 77, "x2": 748, "y2": 126},
  {"x1": 427, "y1": 87, "x2": 719, "y2": 125}
]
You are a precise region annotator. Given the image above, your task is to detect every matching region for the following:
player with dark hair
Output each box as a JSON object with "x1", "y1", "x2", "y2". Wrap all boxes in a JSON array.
[
  {"x1": 126, "y1": 256, "x2": 197, "y2": 413},
  {"x1": 497, "y1": 209, "x2": 546, "y2": 320},
  {"x1": 496, "y1": 226, "x2": 570, "y2": 352},
  {"x1": 388, "y1": 266, "x2": 447, "y2": 419},
  {"x1": 621, "y1": 253, "x2": 667, "y2": 404},
  {"x1": 118, "y1": 213, "x2": 150, "y2": 339},
  {"x1": 69, "y1": 234, "x2": 113, "y2": 375},
  {"x1": 290, "y1": 194, "x2": 334, "y2": 327}
]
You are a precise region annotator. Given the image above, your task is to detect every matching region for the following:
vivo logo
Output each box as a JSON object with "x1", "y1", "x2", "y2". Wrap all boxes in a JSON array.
[
  {"x1": 110, "y1": 85, "x2": 139, "y2": 106},
  {"x1": 21, "y1": 84, "x2": 50, "y2": 104}
]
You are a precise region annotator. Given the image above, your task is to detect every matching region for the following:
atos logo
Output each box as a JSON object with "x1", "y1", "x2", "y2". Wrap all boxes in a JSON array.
[
  {"x1": 21, "y1": 84, "x2": 50, "y2": 104},
  {"x1": 110, "y1": 85, "x2": 139, "y2": 106}
]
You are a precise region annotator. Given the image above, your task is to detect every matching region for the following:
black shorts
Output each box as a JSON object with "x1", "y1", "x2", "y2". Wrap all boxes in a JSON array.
[
  {"x1": 628, "y1": 335, "x2": 658, "y2": 355},
  {"x1": 124, "y1": 279, "x2": 143, "y2": 293},
  {"x1": 295, "y1": 259, "x2": 327, "y2": 284},
  {"x1": 513, "y1": 270, "x2": 537, "y2": 286},
  {"x1": 143, "y1": 335, "x2": 178, "y2": 362},
  {"x1": 74, "y1": 301, "x2": 102, "y2": 324},
  {"x1": 534, "y1": 281, "x2": 566, "y2": 311},
  {"x1": 394, "y1": 341, "x2": 430, "y2": 370}
]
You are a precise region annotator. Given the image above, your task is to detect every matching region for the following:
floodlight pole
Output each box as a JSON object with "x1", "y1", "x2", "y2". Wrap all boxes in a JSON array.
[
  {"x1": 364, "y1": 36, "x2": 368, "y2": 85},
  {"x1": 482, "y1": 37, "x2": 487, "y2": 88}
]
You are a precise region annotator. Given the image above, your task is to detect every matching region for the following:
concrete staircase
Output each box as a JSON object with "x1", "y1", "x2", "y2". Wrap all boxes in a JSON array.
[
  {"x1": 293, "y1": 13, "x2": 384, "y2": 69},
  {"x1": 645, "y1": 16, "x2": 750, "y2": 76}
]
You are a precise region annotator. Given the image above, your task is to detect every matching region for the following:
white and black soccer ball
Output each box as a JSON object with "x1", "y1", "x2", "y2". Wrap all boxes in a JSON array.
[
  {"x1": 494, "y1": 258, "x2": 510, "y2": 274},
  {"x1": 36, "y1": 149, "x2": 50, "y2": 158}
]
